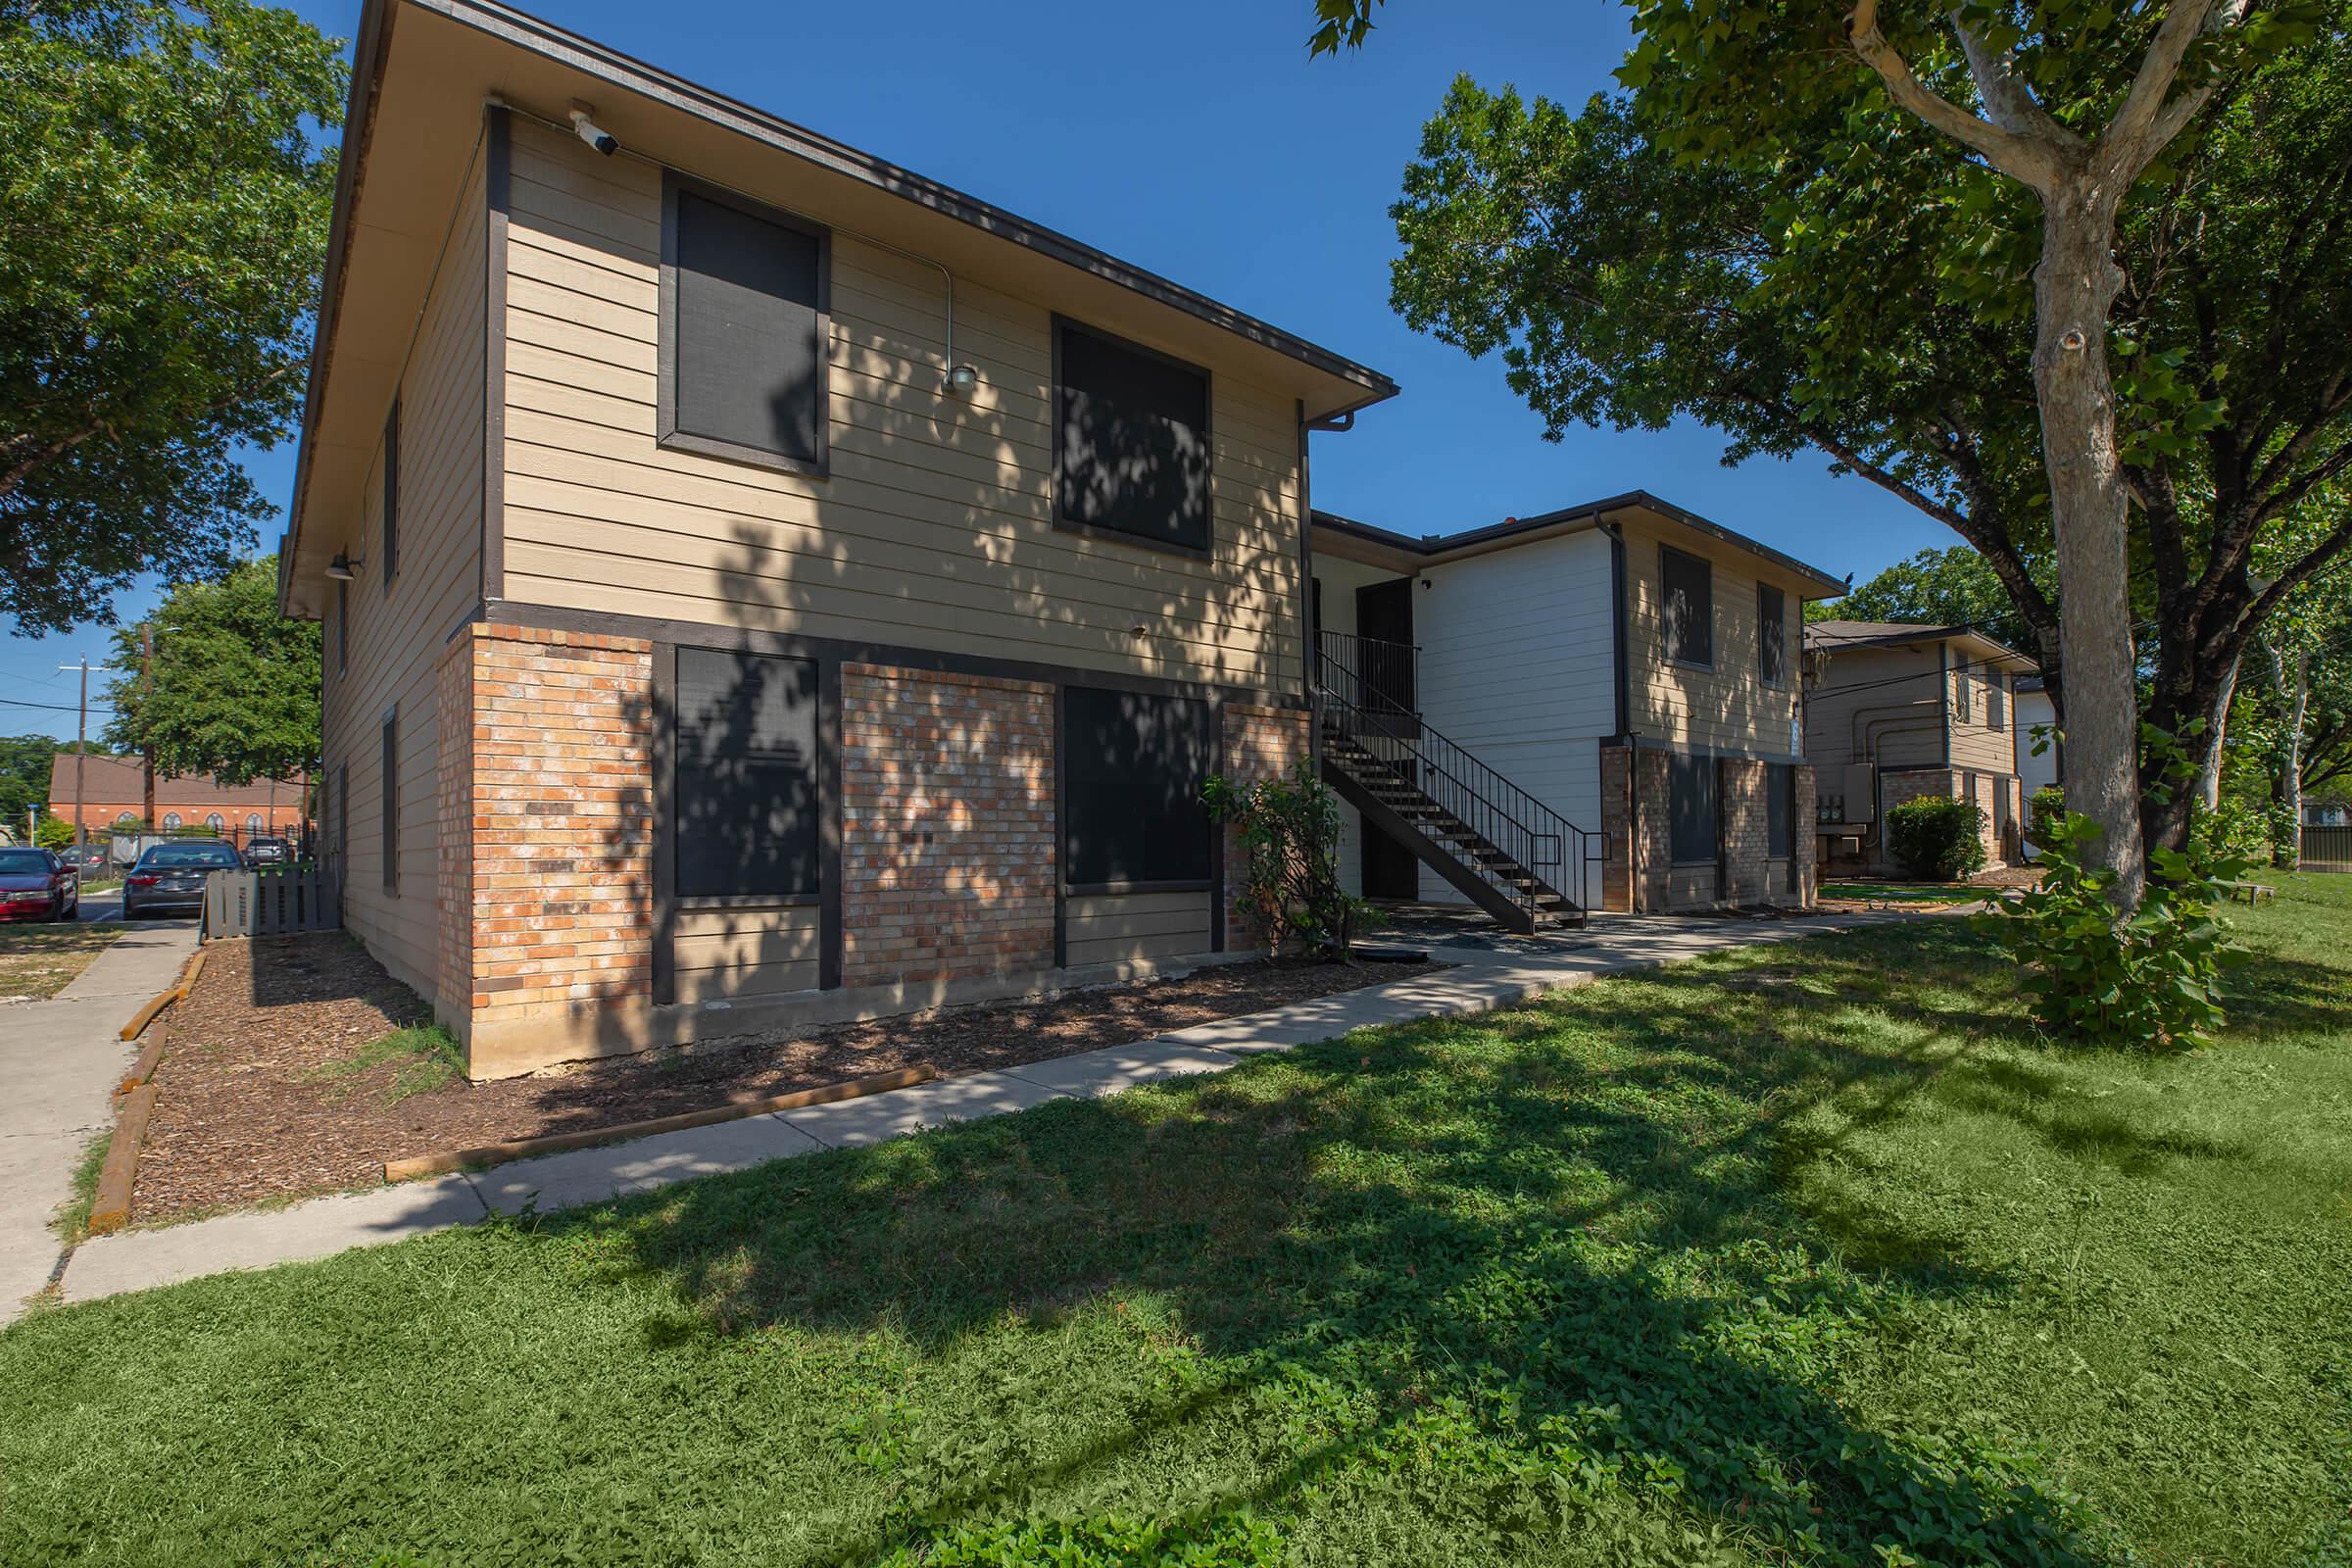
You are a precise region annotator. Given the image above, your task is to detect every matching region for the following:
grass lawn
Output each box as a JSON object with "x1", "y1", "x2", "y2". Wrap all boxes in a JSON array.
[
  {"x1": 4, "y1": 883, "x2": 2349, "y2": 1566},
  {"x1": 1820, "y1": 880, "x2": 1993, "y2": 905},
  {"x1": 0, "y1": 921, "x2": 118, "y2": 999}
]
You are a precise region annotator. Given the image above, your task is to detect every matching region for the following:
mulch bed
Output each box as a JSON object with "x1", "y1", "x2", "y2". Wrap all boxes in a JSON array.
[{"x1": 131, "y1": 933, "x2": 1427, "y2": 1224}]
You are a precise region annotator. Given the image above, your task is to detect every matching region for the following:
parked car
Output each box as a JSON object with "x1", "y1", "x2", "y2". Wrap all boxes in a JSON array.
[
  {"x1": 0, "y1": 847, "x2": 78, "y2": 923},
  {"x1": 122, "y1": 842, "x2": 243, "y2": 919},
  {"x1": 244, "y1": 836, "x2": 293, "y2": 866}
]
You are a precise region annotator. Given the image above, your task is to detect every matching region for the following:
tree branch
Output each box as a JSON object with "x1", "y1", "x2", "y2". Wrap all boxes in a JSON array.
[
  {"x1": 1845, "y1": 0, "x2": 2067, "y2": 189},
  {"x1": 1951, "y1": 13, "x2": 2080, "y2": 146},
  {"x1": 2098, "y1": 0, "x2": 2227, "y2": 182}
]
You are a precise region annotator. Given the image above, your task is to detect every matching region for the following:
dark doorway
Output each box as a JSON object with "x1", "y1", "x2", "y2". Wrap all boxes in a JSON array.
[
  {"x1": 1363, "y1": 819, "x2": 1421, "y2": 901},
  {"x1": 1354, "y1": 577, "x2": 1416, "y2": 712}
]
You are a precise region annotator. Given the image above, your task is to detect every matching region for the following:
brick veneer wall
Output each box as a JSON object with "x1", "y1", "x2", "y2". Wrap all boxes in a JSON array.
[
  {"x1": 1220, "y1": 703, "x2": 1311, "y2": 947},
  {"x1": 1602, "y1": 745, "x2": 1817, "y2": 912},
  {"x1": 1791, "y1": 763, "x2": 1819, "y2": 905},
  {"x1": 840, "y1": 663, "x2": 1054, "y2": 989},
  {"x1": 462, "y1": 624, "x2": 657, "y2": 1034},
  {"x1": 1600, "y1": 746, "x2": 1634, "y2": 912},
  {"x1": 433, "y1": 633, "x2": 474, "y2": 1023},
  {"x1": 1723, "y1": 758, "x2": 1770, "y2": 905},
  {"x1": 1878, "y1": 766, "x2": 2015, "y2": 870}
]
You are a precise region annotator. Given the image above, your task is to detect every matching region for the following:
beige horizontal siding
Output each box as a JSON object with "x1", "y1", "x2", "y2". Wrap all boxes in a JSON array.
[
  {"x1": 498, "y1": 119, "x2": 1306, "y2": 695},
  {"x1": 1625, "y1": 516, "x2": 1803, "y2": 755},
  {"x1": 324, "y1": 139, "x2": 487, "y2": 1004},
  {"x1": 1065, "y1": 890, "x2": 1212, "y2": 966},
  {"x1": 1804, "y1": 645, "x2": 1949, "y2": 772},
  {"x1": 670, "y1": 904, "x2": 821, "y2": 1003}
]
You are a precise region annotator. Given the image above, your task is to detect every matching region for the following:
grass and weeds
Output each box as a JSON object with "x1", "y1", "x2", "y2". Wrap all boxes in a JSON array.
[
  {"x1": 303, "y1": 1023, "x2": 465, "y2": 1103},
  {"x1": 0, "y1": 921, "x2": 118, "y2": 999},
  {"x1": 46, "y1": 1128, "x2": 114, "y2": 1247},
  {"x1": 1820, "y1": 879, "x2": 1985, "y2": 904},
  {"x1": 3, "y1": 881, "x2": 2349, "y2": 1564}
]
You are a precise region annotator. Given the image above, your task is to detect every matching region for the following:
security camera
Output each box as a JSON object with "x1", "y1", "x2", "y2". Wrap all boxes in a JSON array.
[{"x1": 569, "y1": 104, "x2": 617, "y2": 157}]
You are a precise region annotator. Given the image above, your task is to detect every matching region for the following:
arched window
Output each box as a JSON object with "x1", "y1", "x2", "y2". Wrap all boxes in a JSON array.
[
  {"x1": 247, "y1": 814, "x2": 264, "y2": 837},
  {"x1": 163, "y1": 812, "x2": 181, "y2": 830},
  {"x1": 205, "y1": 813, "x2": 224, "y2": 832}
]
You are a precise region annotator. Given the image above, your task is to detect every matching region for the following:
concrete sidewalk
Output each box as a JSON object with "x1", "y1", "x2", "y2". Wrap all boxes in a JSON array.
[
  {"x1": 1, "y1": 921, "x2": 198, "y2": 1324},
  {"x1": 50, "y1": 911, "x2": 1907, "y2": 1312}
]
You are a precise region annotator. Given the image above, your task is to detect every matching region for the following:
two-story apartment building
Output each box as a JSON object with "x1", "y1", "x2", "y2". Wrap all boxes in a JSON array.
[
  {"x1": 278, "y1": 0, "x2": 1395, "y2": 1077},
  {"x1": 1307, "y1": 496, "x2": 1845, "y2": 919},
  {"x1": 1803, "y1": 620, "x2": 2038, "y2": 871}
]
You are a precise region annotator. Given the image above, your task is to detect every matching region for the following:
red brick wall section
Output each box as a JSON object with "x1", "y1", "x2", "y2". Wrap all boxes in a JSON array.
[
  {"x1": 465, "y1": 624, "x2": 656, "y2": 1024},
  {"x1": 1634, "y1": 750, "x2": 1673, "y2": 911},
  {"x1": 840, "y1": 664, "x2": 1055, "y2": 989},
  {"x1": 1722, "y1": 758, "x2": 1769, "y2": 905},
  {"x1": 1792, "y1": 764, "x2": 1819, "y2": 906},
  {"x1": 1599, "y1": 746, "x2": 1634, "y2": 912},
  {"x1": 433, "y1": 633, "x2": 474, "y2": 1023},
  {"x1": 1219, "y1": 704, "x2": 1309, "y2": 948}
]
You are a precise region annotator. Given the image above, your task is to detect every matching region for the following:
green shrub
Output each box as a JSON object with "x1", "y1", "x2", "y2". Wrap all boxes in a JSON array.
[
  {"x1": 1886, "y1": 795, "x2": 1987, "y2": 881},
  {"x1": 1203, "y1": 758, "x2": 1374, "y2": 960},
  {"x1": 2027, "y1": 786, "x2": 2067, "y2": 850}
]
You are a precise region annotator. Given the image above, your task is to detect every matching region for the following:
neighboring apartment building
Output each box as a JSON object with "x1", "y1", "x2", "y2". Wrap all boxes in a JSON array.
[
  {"x1": 277, "y1": 0, "x2": 1395, "y2": 1077},
  {"x1": 44, "y1": 754, "x2": 310, "y2": 843},
  {"x1": 1804, "y1": 620, "x2": 2037, "y2": 871},
  {"x1": 1308, "y1": 496, "x2": 1844, "y2": 920}
]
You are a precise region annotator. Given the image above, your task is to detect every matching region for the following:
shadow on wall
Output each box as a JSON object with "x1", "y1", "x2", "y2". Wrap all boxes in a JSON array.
[{"x1": 503, "y1": 922, "x2": 2175, "y2": 1562}]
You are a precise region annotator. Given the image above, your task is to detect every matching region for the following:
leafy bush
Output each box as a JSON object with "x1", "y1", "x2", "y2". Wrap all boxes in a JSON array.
[
  {"x1": 1203, "y1": 758, "x2": 1373, "y2": 960},
  {"x1": 2027, "y1": 786, "x2": 2067, "y2": 851},
  {"x1": 32, "y1": 812, "x2": 74, "y2": 851},
  {"x1": 1886, "y1": 795, "x2": 1987, "y2": 881},
  {"x1": 1978, "y1": 726, "x2": 2249, "y2": 1050}
]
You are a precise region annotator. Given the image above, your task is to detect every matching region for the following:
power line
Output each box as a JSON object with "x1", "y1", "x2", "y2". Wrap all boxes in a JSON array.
[{"x1": 0, "y1": 696, "x2": 115, "y2": 713}]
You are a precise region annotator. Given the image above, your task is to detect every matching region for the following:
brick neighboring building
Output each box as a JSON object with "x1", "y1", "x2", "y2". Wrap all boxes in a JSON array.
[
  {"x1": 1804, "y1": 621, "x2": 2040, "y2": 873},
  {"x1": 276, "y1": 0, "x2": 1390, "y2": 1077},
  {"x1": 44, "y1": 754, "x2": 310, "y2": 843}
]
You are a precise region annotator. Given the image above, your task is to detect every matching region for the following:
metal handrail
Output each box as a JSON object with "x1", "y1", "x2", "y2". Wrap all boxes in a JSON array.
[{"x1": 1314, "y1": 631, "x2": 1599, "y2": 917}]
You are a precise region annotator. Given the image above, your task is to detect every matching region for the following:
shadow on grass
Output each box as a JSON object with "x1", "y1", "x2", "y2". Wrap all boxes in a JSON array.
[{"x1": 522, "y1": 921, "x2": 2123, "y2": 1564}]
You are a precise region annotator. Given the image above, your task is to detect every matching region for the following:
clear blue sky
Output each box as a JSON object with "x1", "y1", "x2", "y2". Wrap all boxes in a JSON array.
[{"x1": 0, "y1": 0, "x2": 1960, "y2": 742}]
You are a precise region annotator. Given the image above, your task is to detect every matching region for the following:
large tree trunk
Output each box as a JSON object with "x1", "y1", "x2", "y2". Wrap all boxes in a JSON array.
[{"x1": 2033, "y1": 196, "x2": 2147, "y2": 909}]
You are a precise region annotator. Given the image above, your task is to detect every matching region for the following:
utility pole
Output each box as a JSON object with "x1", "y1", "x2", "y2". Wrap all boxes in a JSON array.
[{"x1": 59, "y1": 657, "x2": 91, "y2": 857}]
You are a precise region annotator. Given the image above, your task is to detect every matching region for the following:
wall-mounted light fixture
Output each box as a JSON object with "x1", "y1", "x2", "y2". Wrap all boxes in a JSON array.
[
  {"x1": 946, "y1": 363, "x2": 981, "y2": 397},
  {"x1": 326, "y1": 552, "x2": 362, "y2": 581}
]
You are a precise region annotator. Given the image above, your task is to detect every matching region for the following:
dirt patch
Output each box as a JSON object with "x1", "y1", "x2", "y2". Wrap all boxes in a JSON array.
[{"x1": 132, "y1": 933, "x2": 1428, "y2": 1223}]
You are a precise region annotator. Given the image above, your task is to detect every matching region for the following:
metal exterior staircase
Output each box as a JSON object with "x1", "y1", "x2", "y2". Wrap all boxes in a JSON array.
[{"x1": 1314, "y1": 631, "x2": 1595, "y2": 934}]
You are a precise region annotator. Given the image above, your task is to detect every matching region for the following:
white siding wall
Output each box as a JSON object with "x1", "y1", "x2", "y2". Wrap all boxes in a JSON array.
[
  {"x1": 1410, "y1": 532, "x2": 1615, "y2": 908},
  {"x1": 1310, "y1": 553, "x2": 1412, "y2": 895}
]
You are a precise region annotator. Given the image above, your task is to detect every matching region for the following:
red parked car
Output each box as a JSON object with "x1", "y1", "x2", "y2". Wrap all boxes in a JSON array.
[{"x1": 0, "y1": 847, "x2": 79, "y2": 923}]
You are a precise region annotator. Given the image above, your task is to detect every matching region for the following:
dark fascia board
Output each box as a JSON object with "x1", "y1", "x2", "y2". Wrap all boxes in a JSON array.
[
  {"x1": 1312, "y1": 489, "x2": 1847, "y2": 597},
  {"x1": 281, "y1": 0, "x2": 1398, "y2": 615}
]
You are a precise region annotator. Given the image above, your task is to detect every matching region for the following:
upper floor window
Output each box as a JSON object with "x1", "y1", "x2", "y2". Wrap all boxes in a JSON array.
[
  {"x1": 1661, "y1": 547, "x2": 1713, "y2": 667},
  {"x1": 1988, "y1": 670, "x2": 2006, "y2": 730},
  {"x1": 1054, "y1": 319, "x2": 1212, "y2": 556},
  {"x1": 660, "y1": 175, "x2": 830, "y2": 476},
  {"x1": 1757, "y1": 585, "x2": 1788, "y2": 687},
  {"x1": 1954, "y1": 656, "x2": 1974, "y2": 722}
]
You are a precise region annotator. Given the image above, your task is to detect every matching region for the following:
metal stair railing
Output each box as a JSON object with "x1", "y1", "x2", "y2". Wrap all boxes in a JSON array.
[{"x1": 1314, "y1": 630, "x2": 1598, "y2": 919}]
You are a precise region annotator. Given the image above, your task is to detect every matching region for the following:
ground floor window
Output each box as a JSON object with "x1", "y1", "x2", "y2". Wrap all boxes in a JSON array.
[
  {"x1": 1669, "y1": 754, "x2": 1719, "y2": 865},
  {"x1": 673, "y1": 647, "x2": 820, "y2": 900},
  {"x1": 1063, "y1": 685, "x2": 1212, "y2": 888}
]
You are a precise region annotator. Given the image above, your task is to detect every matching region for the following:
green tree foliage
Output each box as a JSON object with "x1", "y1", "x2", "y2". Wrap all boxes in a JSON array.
[
  {"x1": 32, "y1": 812, "x2": 74, "y2": 851},
  {"x1": 103, "y1": 557, "x2": 319, "y2": 787},
  {"x1": 1318, "y1": 0, "x2": 2349, "y2": 894},
  {"x1": 0, "y1": 0, "x2": 345, "y2": 634},
  {"x1": 1813, "y1": 547, "x2": 2037, "y2": 652},
  {"x1": 0, "y1": 734, "x2": 58, "y2": 826}
]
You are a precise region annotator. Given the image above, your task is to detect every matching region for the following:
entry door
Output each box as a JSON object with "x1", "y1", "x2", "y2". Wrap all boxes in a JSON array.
[
  {"x1": 1363, "y1": 820, "x2": 1421, "y2": 901},
  {"x1": 1354, "y1": 578, "x2": 1416, "y2": 713}
]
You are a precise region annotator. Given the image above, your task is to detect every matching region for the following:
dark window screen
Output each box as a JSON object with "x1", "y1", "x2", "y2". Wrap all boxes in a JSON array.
[
  {"x1": 1063, "y1": 685, "x2": 1212, "y2": 885},
  {"x1": 1955, "y1": 657, "x2": 1974, "y2": 720},
  {"x1": 381, "y1": 403, "x2": 400, "y2": 591},
  {"x1": 1768, "y1": 763, "x2": 1793, "y2": 858},
  {"x1": 1056, "y1": 322, "x2": 1210, "y2": 552},
  {"x1": 1662, "y1": 547, "x2": 1712, "y2": 665},
  {"x1": 1988, "y1": 671, "x2": 2006, "y2": 730},
  {"x1": 1669, "y1": 754, "x2": 1720, "y2": 864},
  {"x1": 1758, "y1": 585, "x2": 1787, "y2": 686},
  {"x1": 673, "y1": 648, "x2": 819, "y2": 899},
  {"x1": 380, "y1": 712, "x2": 399, "y2": 894},
  {"x1": 669, "y1": 188, "x2": 824, "y2": 466}
]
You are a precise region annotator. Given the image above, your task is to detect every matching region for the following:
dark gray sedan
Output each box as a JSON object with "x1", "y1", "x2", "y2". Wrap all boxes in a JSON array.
[{"x1": 122, "y1": 842, "x2": 242, "y2": 918}]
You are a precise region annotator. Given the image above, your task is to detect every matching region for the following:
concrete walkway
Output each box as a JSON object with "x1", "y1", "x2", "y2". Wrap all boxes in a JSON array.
[
  {"x1": 2, "y1": 920, "x2": 197, "y2": 1323},
  {"x1": 49, "y1": 912, "x2": 1906, "y2": 1312}
]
